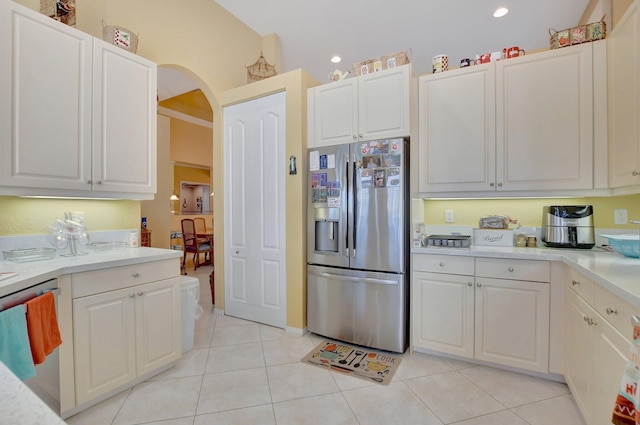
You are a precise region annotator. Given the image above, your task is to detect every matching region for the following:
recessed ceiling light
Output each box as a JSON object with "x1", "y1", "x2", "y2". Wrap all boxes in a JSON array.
[
  {"x1": 330, "y1": 55, "x2": 342, "y2": 63},
  {"x1": 493, "y1": 7, "x2": 509, "y2": 18}
]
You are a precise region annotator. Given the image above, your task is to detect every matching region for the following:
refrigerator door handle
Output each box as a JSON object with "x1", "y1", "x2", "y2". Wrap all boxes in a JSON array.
[{"x1": 316, "y1": 272, "x2": 398, "y2": 286}]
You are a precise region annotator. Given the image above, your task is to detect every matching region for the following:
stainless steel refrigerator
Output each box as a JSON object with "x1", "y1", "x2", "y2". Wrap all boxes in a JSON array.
[{"x1": 307, "y1": 138, "x2": 409, "y2": 353}]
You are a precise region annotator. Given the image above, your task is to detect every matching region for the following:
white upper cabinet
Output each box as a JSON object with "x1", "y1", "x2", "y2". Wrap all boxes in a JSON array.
[
  {"x1": 496, "y1": 42, "x2": 595, "y2": 192},
  {"x1": 309, "y1": 65, "x2": 412, "y2": 147},
  {"x1": 0, "y1": 1, "x2": 157, "y2": 199},
  {"x1": 92, "y1": 39, "x2": 157, "y2": 195},
  {"x1": 418, "y1": 42, "x2": 605, "y2": 195},
  {"x1": 418, "y1": 64, "x2": 496, "y2": 192},
  {"x1": 608, "y1": 0, "x2": 640, "y2": 189}
]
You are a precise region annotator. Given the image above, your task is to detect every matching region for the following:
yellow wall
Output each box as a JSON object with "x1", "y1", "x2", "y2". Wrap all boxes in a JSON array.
[
  {"x1": 0, "y1": 197, "x2": 139, "y2": 235},
  {"x1": 418, "y1": 194, "x2": 640, "y2": 229},
  {"x1": 170, "y1": 119, "x2": 213, "y2": 168},
  {"x1": 218, "y1": 69, "x2": 320, "y2": 329}
]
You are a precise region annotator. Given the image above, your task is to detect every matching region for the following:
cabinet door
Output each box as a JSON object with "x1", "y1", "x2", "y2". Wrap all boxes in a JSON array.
[
  {"x1": 565, "y1": 289, "x2": 594, "y2": 424},
  {"x1": 592, "y1": 313, "x2": 630, "y2": 425},
  {"x1": 312, "y1": 79, "x2": 358, "y2": 146},
  {"x1": 496, "y1": 44, "x2": 594, "y2": 191},
  {"x1": 475, "y1": 277, "x2": 550, "y2": 372},
  {"x1": 135, "y1": 278, "x2": 181, "y2": 376},
  {"x1": 0, "y1": 1, "x2": 92, "y2": 190},
  {"x1": 358, "y1": 66, "x2": 411, "y2": 141},
  {"x1": 418, "y1": 64, "x2": 496, "y2": 193},
  {"x1": 608, "y1": 1, "x2": 640, "y2": 188},
  {"x1": 412, "y1": 271, "x2": 474, "y2": 358},
  {"x1": 92, "y1": 39, "x2": 157, "y2": 194},
  {"x1": 73, "y1": 287, "x2": 136, "y2": 405}
]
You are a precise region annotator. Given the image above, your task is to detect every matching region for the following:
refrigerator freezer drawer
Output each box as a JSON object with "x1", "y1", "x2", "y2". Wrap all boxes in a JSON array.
[{"x1": 307, "y1": 265, "x2": 407, "y2": 353}]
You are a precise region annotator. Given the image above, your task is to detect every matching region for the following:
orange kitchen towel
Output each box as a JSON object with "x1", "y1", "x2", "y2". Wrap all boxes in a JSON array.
[
  {"x1": 25, "y1": 292, "x2": 62, "y2": 365},
  {"x1": 612, "y1": 324, "x2": 640, "y2": 425}
]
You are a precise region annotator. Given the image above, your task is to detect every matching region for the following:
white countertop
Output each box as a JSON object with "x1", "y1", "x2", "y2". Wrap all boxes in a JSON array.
[
  {"x1": 0, "y1": 247, "x2": 183, "y2": 298},
  {"x1": 0, "y1": 361, "x2": 67, "y2": 425},
  {"x1": 412, "y1": 245, "x2": 640, "y2": 310}
]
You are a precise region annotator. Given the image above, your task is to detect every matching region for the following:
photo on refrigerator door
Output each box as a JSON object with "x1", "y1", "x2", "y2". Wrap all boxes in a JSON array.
[
  {"x1": 361, "y1": 170, "x2": 373, "y2": 188},
  {"x1": 387, "y1": 168, "x2": 401, "y2": 186}
]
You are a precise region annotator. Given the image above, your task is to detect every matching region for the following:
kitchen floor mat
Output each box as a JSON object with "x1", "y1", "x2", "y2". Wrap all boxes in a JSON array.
[{"x1": 301, "y1": 341, "x2": 401, "y2": 385}]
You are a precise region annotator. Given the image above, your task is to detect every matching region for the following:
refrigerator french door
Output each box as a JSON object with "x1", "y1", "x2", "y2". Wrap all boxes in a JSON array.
[{"x1": 307, "y1": 138, "x2": 409, "y2": 353}]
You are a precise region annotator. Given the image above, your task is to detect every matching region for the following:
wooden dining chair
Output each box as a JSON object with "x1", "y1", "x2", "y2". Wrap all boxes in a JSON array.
[
  {"x1": 193, "y1": 217, "x2": 209, "y2": 244},
  {"x1": 181, "y1": 219, "x2": 213, "y2": 273}
]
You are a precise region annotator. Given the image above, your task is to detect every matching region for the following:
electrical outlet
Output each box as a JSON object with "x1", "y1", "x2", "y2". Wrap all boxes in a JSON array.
[
  {"x1": 445, "y1": 209, "x2": 455, "y2": 223},
  {"x1": 614, "y1": 209, "x2": 628, "y2": 225}
]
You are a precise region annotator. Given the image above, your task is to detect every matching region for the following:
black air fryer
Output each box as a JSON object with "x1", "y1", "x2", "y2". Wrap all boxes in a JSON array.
[{"x1": 541, "y1": 206, "x2": 595, "y2": 249}]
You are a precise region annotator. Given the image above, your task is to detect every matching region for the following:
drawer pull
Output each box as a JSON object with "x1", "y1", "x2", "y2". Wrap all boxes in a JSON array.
[
  {"x1": 476, "y1": 283, "x2": 482, "y2": 288},
  {"x1": 467, "y1": 282, "x2": 473, "y2": 287},
  {"x1": 129, "y1": 293, "x2": 135, "y2": 298},
  {"x1": 137, "y1": 292, "x2": 143, "y2": 296},
  {"x1": 132, "y1": 272, "x2": 140, "y2": 278},
  {"x1": 439, "y1": 262, "x2": 445, "y2": 267},
  {"x1": 571, "y1": 280, "x2": 580, "y2": 286},
  {"x1": 508, "y1": 267, "x2": 514, "y2": 272},
  {"x1": 606, "y1": 307, "x2": 618, "y2": 315},
  {"x1": 584, "y1": 316, "x2": 596, "y2": 326}
]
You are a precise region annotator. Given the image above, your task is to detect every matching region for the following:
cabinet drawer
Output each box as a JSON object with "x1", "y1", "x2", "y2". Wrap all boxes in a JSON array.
[
  {"x1": 71, "y1": 259, "x2": 180, "y2": 298},
  {"x1": 595, "y1": 284, "x2": 638, "y2": 339},
  {"x1": 413, "y1": 254, "x2": 474, "y2": 275},
  {"x1": 566, "y1": 268, "x2": 595, "y2": 305},
  {"x1": 476, "y1": 258, "x2": 550, "y2": 282}
]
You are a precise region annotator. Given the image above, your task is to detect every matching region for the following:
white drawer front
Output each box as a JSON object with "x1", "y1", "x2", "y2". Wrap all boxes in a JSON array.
[
  {"x1": 566, "y1": 268, "x2": 595, "y2": 305},
  {"x1": 476, "y1": 258, "x2": 550, "y2": 282},
  {"x1": 595, "y1": 284, "x2": 639, "y2": 339},
  {"x1": 413, "y1": 254, "x2": 474, "y2": 276},
  {"x1": 71, "y1": 259, "x2": 180, "y2": 298}
]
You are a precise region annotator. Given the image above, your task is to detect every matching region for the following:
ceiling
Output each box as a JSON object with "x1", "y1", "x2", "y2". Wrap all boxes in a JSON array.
[
  {"x1": 159, "y1": 0, "x2": 598, "y2": 105},
  {"x1": 213, "y1": 0, "x2": 594, "y2": 83}
]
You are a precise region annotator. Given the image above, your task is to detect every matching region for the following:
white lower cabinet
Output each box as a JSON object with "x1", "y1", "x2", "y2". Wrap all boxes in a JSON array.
[
  {"x1": 565, "y1": 272, "x2": 633, "y2": 425},
  {"x1": 70, "y1": 261, "x2": 181, "y2": 407},
  {"x1": 412, "y1": 254, "x2": 550, "y2": 373}
]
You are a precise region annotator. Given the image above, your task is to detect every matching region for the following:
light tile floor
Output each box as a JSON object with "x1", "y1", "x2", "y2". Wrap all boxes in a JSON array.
[{"x1": 66, "y1": 267, "x2": 587, "y2": 425}]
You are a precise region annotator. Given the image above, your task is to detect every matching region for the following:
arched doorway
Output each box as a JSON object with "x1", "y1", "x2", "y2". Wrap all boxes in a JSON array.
[{"x1": 141, "y1": 65, "x2": 216, "y2": 279}]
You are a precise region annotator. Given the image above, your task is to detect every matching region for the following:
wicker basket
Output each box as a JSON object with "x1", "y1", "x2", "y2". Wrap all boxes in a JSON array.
[
  {"x1": 246, "y1": 53, "x2": 277, "y2": 83},
  {"x1": 352, "y1": 50, "x2": 411, "y2": 76},
  {"x1": 102, "y1": 21, "x2": 138, "y2": 53},
  {"x1": 549, "y1": 17, "x2": 606, "y2": 49}
]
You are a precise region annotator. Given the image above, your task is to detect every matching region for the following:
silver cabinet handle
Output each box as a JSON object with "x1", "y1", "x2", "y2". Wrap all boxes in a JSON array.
[
  {"x1": 96, "y1": 181, "x2": 102, "y2": 185},
  {"x1": 132, "y1": 272, "x2": 140, "y2": 278},
  {"x1": 439, "y1": 262, "x2": 445, "y2": 267},
  {"x1": 606, "y1": 307, "x2": 618, "y2": 315},
  {"x1": 352, "y1": 135, "x2": 357, "y2": 139},
  {"x1": 137, "y1": 292, "x2": 143, "y2": 296},
  {"x1": 87, "y1": 180, "x2": 92, "y2": 184},
  {"x1": 467, "y1": 282, "x2": 473, "y2": 286},
  {"x1": 476, "y1": 283, "x2": 482, "y2": 288},
  {"x1": 359, "y1": 134, "x2": 363, "y2": 138},
  {"x1": 571, "y1": 280, "x2": 580, "y2": 286},
  {"x1": 497, "y1": 182, "x2": 503, "y2": 187},
  {"x1": 235, "y1": 250, "x2": 239, "y2": 254},
  {"x1": 489, "y1": 182, "x2": 495, "y2": 187},
  {"x1": 632, "y1": 315, "x2": 640, "y2": 325},
  {"x1": 633, "y1": 171, "x2": 639, "y2": 176},
  {"x1": 129, "y1": 293, "x2": 135, "y2": 298},
  {"x1": 508, "y1": 267, "x2": 514, "y2": 272}
]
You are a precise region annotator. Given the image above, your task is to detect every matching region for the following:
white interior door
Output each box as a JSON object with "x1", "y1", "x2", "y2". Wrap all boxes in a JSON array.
[{"x1": 223, "y1": 91, "x2": 286, "y2": 328}]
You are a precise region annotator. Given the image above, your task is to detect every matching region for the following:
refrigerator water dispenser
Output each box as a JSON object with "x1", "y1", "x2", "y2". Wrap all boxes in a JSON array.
[{"x1": 314, "y1": 207, "x2": 339, "y2": 252}]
